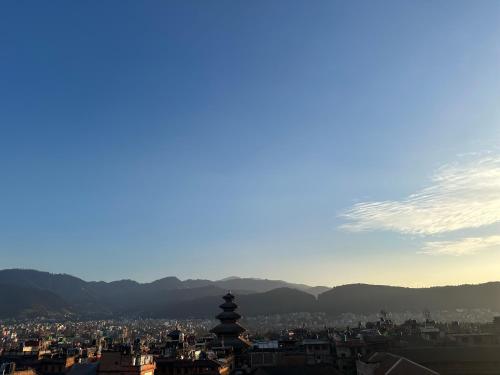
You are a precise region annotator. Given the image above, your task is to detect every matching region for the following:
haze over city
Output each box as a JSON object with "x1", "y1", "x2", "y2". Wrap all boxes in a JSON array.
[{"x1": 2, "y1": 0, "x2": 500, "y2": 287}]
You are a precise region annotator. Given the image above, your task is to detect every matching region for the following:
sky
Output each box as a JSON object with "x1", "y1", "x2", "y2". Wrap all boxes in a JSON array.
[{"x1": 1, "y1": 1, "x2": 500, "y2": 287}]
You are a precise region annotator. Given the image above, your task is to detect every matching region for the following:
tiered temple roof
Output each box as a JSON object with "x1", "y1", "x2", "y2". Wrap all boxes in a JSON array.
[{"x1": 210, "y1": 292, "x2": 250, "y2": 350}]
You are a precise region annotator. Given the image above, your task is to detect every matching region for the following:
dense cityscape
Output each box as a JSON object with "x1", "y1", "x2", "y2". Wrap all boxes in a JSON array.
[{"x1": 2, "y1": 290, "x2": 500, "y2": 375}]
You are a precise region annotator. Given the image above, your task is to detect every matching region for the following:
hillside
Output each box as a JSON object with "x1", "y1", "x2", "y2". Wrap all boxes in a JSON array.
[
  {"x1": 317, "y1": 283, "x2": 500, "y2": 314},
  {"x1": 0, "y1": 283, "x2": 72, "y2": 318},
  {"x1": 2, "y1": 269, "x2": 500, "y2": 319},
  {"x1": 0, "y1": 269, "x2": 324, "y2": 318},
  {"x1": 155, "y1": 287, "x2": 317, "y2": 318}
]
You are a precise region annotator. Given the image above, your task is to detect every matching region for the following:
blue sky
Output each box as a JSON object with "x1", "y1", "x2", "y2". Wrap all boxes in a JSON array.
[{"x1": 1, "y1": 1, "x2": 500, "y2": 286}]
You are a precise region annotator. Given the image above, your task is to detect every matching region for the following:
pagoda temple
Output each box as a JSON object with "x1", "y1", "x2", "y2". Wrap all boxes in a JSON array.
[{"x1": 210, "y1": 292, "x2": 250, "y2": 350}]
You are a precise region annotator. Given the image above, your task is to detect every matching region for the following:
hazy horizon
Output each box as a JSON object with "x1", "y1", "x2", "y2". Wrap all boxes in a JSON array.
[
  {"x1": 2, "y1": 1, "x2": 500, "y2": 287},
  {"x1": 3, "y1": 267, "x2": 500, "y2": 290}
]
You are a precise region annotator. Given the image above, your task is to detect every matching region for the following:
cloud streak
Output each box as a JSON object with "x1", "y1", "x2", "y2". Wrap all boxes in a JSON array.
[
  {"x1": 340, "y1": 155, "x2": 500, "y2": 235},
  {"x1": 421, "y1": 235, "x2": 500, "y2": 256}
]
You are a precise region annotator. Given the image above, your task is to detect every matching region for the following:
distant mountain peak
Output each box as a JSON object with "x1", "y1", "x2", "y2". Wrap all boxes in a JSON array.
[{"x1": 218, "y1": 276, "x2": 242, "y2": 281}]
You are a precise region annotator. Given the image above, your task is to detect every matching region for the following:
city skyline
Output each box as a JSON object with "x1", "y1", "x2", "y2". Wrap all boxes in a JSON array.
[{"x1": 2, "y1": 1, "x2": 500, "y2": 286}]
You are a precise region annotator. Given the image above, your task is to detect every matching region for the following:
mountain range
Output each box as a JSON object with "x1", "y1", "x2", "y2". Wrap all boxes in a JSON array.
[
  {"x1": 0, "y1": 269, "x2": 327, "y2": 318},
  {"x1": 1, "y1": 269, "x2": 500, "y2": 319}
]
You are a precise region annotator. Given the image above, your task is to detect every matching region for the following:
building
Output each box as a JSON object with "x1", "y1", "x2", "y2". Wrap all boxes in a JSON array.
[
  {"x1": 391, "y1": 346, "x2": 500, "y2": 375},
  {"x1": 334, "y1": 335, "x2": 366, "y2": 374},
  {"x1": 251, "y1": 364, "x2": 342, "y2": 375},
  {"x1": 67, "y1": 363, "x2": 99, "y2": 375},
  {"x1": 0, "y1": 363, "x2": 37, "y2": 375},
  {"x1": 161, "y1": 328, "x2": 187, "y2": 358},
  {"x1": 155, "y1": 357, "x2": 232, "y2": 375},
  {"x1": 210, "y1": 293, "x2": 250, "y2": 351},
  {"x1": 447, "y1": 333, "x2": 499, "y2": 346},
  {"x1": 302, "y1": 339, "x2": 333, "y2": 365},
  {"x1": 356, "y1": 352, "x2": 439, "y2": 375},
  {"x1": 250, "y1": 340, "x2": 306, "y2": 369},
  {"x1": 40, "y1": 354, "x2": 76, "y2": 375},
  {"x1": 98, "y1": 349, "x2": 155, "y2": 375}
]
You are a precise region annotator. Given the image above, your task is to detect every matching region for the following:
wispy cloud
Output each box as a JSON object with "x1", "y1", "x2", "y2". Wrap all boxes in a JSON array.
[
  {"x1": 421, "y1": 235, "x2": 500, "y2": 256},
  {"x1": 340, "y1": 155, "x2": 500, "y2": 235}
]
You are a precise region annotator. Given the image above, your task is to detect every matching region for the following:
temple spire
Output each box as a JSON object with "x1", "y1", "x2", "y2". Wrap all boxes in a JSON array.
[{"x1": 210, "y1": 292, "x2": 250, "y2": 350}]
